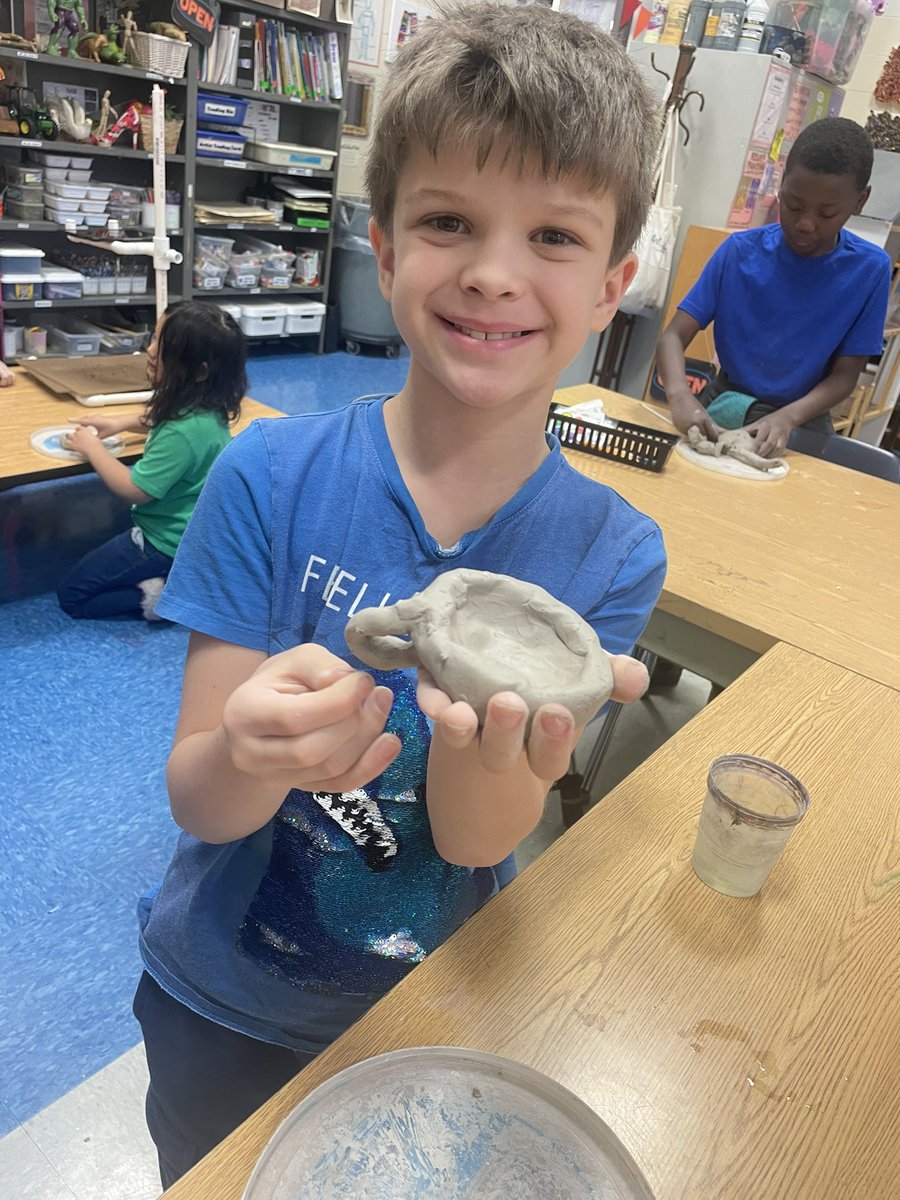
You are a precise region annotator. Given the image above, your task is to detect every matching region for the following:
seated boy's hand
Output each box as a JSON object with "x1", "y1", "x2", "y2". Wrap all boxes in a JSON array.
[
  {"x1": 417, "y1": 654, "x2": 650, "y2": 782},
  {"x1": 223, "y1": 645, "x2": 400, "y2": 793},
  {"x1": 668, "y1": 391, "x2": 721, "y2": 442},
  {"x1": 745, "y1": 410, "x2": 794, "y2": 458}
]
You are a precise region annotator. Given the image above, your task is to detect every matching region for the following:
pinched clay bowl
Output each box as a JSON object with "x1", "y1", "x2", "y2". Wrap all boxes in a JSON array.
[{"x1": 344, "y1": 568, "x2": 613, "y2": 729}]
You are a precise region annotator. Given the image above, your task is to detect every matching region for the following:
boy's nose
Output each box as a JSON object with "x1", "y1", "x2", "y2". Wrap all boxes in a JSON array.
[{"x1": 458, "y1": 243, "x2": 524, "y2": 299}]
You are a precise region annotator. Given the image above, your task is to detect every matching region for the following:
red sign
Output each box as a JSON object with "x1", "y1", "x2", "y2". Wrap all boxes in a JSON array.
[{"x1": 171, "y1": 0, "x2": 220, "y2": 48}]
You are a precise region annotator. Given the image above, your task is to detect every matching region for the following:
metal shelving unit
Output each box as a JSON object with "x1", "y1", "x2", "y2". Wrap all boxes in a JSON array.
[{"x1": 0, "y1": 0, "x2": 349, "y2": 357}]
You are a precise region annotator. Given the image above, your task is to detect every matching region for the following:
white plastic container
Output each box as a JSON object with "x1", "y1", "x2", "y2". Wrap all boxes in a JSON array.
[
  {"x1": 67, "y1": 168, "x2": 92, "y2": 184},
  {"x1": 78, "y1": 199, "x2": 109, "y2": 214},
  {"x1": 45, "y1": 180, "x2": 89, "y2": 200},
  {"x1": 283, "y1": 300, "x2": 326, "y2": 335},
  {"x1": 48, "y1": 326, "x2": 102, "y2": 355},
  {"x1": 44, "y1": 196, "x2": 82, "y2": 214},
  {"x1": 246, "y1": 141, "x2": 336, "y2": 171},
  {"x1": 44, "y1": 167, "x2": 69, "y2": 183},
  {"x1": 28, "y1": 151, "x2": 71, "y2": 168},
  {"x1": 86, "y1": 185, "x2": 112, "y2": 201},
  {"x1": 0, "y1": 244, "x2": 46, "y2": 275},
  {"x1": 41, "y1": 266, "x2": 84, "y2": 299},
  {"x1": 82, "y1": 213, "x2": 109, "y2": 227},
  {"x1": 238, "y1": 302, "x2": 287, "y2": 337}
]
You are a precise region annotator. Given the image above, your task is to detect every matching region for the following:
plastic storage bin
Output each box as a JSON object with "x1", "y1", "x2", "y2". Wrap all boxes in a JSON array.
[
  {"x1": 4, "y1": 161, "x2": 43, "y2": 185},
  {"x1": 41, "y1": 266, "x2": 84, "y2": 299},
  {"x1": 48, "y1": 325, "x2": 102, "y2": 355},
  {"x1": 45, "y1": 180, "x2": 89, "y2": 200},
  {"x1": 238, "y1": 303, "x2": 287, "y2": 337},
  {"x1": 63, "y1": 315, "x2": 142, "y2": 353},
  {"x1": 5, "y1": 183, "x2": 42, "y2": 206},
  {"x1": 0, "y1": 244, "x2": 46, "y2": 275},
  {"x1": 807, "y1": 0, "x2": 874, "y2": 85},
  {"x1": 246, "y1": 141, "x2": 336, "y2": 170},
  {"x1": 196, "y1": 131, "x2": 246, "y2": 159},
  {"x1": 332, "y1": 198, "x2": 402, "y2": 354},
  {"x1": 1, "y1": 276, "x2": 42, "y2": 300},
  {"x1": 27, "y1": 151, "x2": 71, "y2": 168},
  {"x1": 283, "y1": 300, "x2": 326, "y2": 335},
  {"x1": 6, "y1": 198, "x2": 45, "y2": 221},
  {"x1": 198, "y1": 92, "x2": 250, "y2": 126}
]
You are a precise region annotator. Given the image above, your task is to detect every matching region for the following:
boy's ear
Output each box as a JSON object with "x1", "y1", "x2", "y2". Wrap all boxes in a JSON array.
[
  {"x1": 854, "y1": 185, "x2": 871, "y2": 215},
  {"x1": 369, "y1": 217, "x2": 395, "y2": 303},
  {"x1": 590, "y1": 251, "x2": 638, "y2": 333}
]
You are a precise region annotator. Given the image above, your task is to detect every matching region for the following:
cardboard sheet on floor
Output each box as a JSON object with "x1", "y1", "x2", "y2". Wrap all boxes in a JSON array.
[{"x1": 20, "y1": 356, "x2": 152, "y2": 406}]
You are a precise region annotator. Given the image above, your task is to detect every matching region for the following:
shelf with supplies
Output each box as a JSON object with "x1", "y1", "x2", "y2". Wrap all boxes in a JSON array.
[
  {"x1": 0, "y1": 45, "x2": 188, "y2": 86},
  {"x1": 196, "y1": 80, "x2": 340, "y2": 113},
  {"x1": 0, "y1": 0, "x2": 350, "y2": 357}
]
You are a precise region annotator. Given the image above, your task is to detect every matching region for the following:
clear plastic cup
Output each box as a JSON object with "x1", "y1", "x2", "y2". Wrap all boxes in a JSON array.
[{"x1": 692, "y1": 755, "x2": 809, "y2": 897}]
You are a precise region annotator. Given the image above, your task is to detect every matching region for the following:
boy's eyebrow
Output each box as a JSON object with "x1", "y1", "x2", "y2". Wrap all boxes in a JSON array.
[{"x1": 405, "y1": 189, "x2": 607, "y2": 229}]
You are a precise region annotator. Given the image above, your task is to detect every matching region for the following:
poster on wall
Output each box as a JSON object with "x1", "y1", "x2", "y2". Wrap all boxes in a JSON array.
[
  {"x1": 386, "y1": 0, "x2": 435, "y2": 61},
  {"x1": 350, "y1": 0, "x2": 385, "y2": 68}
]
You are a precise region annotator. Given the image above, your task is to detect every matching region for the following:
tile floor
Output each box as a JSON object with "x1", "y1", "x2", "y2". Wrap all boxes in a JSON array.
[{"x1": 1, "y1": 346, "x2": 711, "y2": 1197}]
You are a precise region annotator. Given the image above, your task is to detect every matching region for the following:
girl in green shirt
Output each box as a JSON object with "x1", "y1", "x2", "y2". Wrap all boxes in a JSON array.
[{"x1": 58, "y1": 302, "x2": 246, "y2": 620}]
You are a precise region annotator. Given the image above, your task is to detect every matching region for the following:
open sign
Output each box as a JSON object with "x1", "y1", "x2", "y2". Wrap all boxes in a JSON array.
[{"x1": 171, "y1": 0, "x2": 220, "y2": 47}]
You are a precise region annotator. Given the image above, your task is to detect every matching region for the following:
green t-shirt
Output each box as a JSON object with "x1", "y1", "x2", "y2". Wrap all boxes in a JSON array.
[{"x1": 131, "y1": 409, "x2": 232, "y2": 559}]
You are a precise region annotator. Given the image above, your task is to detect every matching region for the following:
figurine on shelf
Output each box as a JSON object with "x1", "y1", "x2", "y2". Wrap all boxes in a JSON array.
[
  {"x1": 94, "y1": 89, "x2": 116, "y2": 141},
  {"x1": 76, "y1": 31, "x2": 108, "y2": 61},
  {"x1": 98, "y1": 25, "x2": 125, "y2": 64},
  {"x1": 0, "y1": 32, "x2": 39, "y2": 52},
  {"x1": 45, "y1": 0, "x2": 87, "y2": 56},
  {"x1": 148, "y1": 21, "x2": 187, "y2": 41},
  {"x1": 119, "y1": 7, "x2": 137, "y2": 59},
  {"x1": 93, "y1": 97, "x2": 141, "y2": 148}
]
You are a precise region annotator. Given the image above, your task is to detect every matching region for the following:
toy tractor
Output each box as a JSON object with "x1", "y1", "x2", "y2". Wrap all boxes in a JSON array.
[{"x1": 7, "y1": 87, "x2": 60, "y2": 139}]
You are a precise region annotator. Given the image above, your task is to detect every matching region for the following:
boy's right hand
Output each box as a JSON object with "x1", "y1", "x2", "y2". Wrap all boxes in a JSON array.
[
  {"x1": 221, "y1": 645, "x2": 400, "y2": 794},
  {"x1": 667, "y1": 390, "x2": 720, "y2": 441}
]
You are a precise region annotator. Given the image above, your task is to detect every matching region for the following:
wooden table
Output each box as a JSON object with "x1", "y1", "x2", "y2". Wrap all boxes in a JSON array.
[
  {"x1": 555, "y1": 385, "x2": 900, "y2": 692},
  {"x1": 0, "y1": 366, "x2": 284, "y2": 490},
  {"x1": 163, "y1": 642, "x2": 900, "y2": 1199}
]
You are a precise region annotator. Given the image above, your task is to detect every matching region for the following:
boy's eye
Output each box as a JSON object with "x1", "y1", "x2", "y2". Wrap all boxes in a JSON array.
[
  {"x1": 428, "y1": 215, "x2": 465, "y2": 234},
  {"x1": 536, "y1": 229, "x2": 576, "y2": 247}
]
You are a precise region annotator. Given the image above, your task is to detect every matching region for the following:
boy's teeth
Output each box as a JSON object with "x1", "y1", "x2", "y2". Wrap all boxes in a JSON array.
[{"x1": 456, "y1": 323, "x2": 524, "y2": 341}]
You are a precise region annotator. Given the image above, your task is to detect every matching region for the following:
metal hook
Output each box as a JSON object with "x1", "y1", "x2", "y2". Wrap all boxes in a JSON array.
[{"x1": 677, "y1": 89, "x2": 705, "y2": 146}]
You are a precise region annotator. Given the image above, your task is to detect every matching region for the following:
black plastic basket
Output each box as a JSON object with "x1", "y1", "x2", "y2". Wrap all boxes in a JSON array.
[{"x1": 547, "y1": 409, "x2": 679, "y2": 473}]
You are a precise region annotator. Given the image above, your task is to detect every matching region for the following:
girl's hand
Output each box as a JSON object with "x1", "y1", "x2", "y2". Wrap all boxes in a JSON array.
[
  {"x1": 418, "y1": 653, "x2": 651, "y2": 783},
  {"x1": 222, "y1": 644, "x2": 400, "y2": 793},
  {"x1": 64, "y1": 424, "x2": 104, "y2": 458},
  {"x1": 68, "y1": 414, "x2": 127, "y2": 439}
]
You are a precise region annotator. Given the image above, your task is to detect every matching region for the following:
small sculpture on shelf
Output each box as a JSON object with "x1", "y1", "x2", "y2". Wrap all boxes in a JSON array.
[
  {"x1": 92, "y1": 98, "x2": 141, "y2": 148},
  {"x1": 148, "y1": 21, "x2": 187, "y2": 41},
  {"x1": 75, "y1": 31, "x2": 108, "y2": 62},
  {"x1": 45, "y1": 0, "x2": 87, "y2": 56},
  {"x1": 94, "y1": 89, "x2": 117, "y2": 142},
  {"x1": 119, "y1": 7, "x2": 137, "y2": 59},
  {"x1": 98, "y1": 26, "x2": 125, "y2": 65}
]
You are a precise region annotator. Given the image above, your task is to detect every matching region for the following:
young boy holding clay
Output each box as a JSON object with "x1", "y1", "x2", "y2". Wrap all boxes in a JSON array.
[
  {"x1": 657, "y1": 117, "x2": 891, "y2": 457},
  {"x1": 134, "y1": 4, "x2": 667, "y2": 1184}
]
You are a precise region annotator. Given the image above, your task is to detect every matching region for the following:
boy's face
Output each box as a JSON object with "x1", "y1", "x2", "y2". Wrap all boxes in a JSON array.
[
  {"x1": 778, "y1": 166, "x2": 869, "y2": 258},
  {"x1": 369, "y1": 142, "x2": 635, "y2": 413}
]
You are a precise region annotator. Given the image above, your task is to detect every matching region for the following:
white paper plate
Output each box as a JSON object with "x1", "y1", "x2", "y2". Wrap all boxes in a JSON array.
[
  {"x1": 243, "y1": 1046, "x2": 654, "y2": 1200},
  {"x1": 30, "y1": 425, "x2": 126, "y2": 462},
  {"x1": 676, "y1": 439, "x2": 789, "y2": 481}
]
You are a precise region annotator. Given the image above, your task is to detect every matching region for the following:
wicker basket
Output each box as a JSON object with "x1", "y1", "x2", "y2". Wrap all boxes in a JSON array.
[
  {"x1": 126, "y1": 30, "x2": 190, "y2": 78},
  {"x1": 139, "y1": 113, "x2": 184, "y2": 155}
]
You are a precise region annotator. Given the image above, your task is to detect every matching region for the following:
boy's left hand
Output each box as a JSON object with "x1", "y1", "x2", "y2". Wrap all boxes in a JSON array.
[
  {"x1": 417, "y1": 653, "x2": 650, "y2": 782},
  {"x1": 745, "y1": 410, "x2": 795, "y2": 458}
]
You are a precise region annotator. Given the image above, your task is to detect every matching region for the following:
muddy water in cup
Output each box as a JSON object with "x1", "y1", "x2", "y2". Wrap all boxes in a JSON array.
[{"x1": 692, "y1": 756, "x2": 809, "y2": 897}]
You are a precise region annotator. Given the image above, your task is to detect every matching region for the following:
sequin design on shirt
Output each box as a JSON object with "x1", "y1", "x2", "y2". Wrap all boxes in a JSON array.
[{"x1": 237, "y1": 669, "x2": 495, "y2": 996}]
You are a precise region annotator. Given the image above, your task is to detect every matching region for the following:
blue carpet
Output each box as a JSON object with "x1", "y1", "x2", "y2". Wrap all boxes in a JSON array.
[{"x1": 0, "y1": 348, "x2": 410, "y2": 1135}]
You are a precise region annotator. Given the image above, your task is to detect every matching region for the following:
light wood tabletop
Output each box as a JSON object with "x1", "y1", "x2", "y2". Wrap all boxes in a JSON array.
[
  {"x1": 0, "y1": 365, "x2": 284, "y2": 489},
  {"x1": 163, "y1": 642, "x2": 900, "y2": 1200},
  {"x1": 554, "y1": 384, "x2": 900, "y2": 691}
]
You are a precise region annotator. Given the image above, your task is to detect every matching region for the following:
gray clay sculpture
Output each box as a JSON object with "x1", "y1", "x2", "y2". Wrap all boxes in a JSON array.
[
  {"x1": 344, "y1": 568, "x2": 613, "y2": 730},
  {"x1": 687, "y1": 425, "x2": 785, "y2": 472}
]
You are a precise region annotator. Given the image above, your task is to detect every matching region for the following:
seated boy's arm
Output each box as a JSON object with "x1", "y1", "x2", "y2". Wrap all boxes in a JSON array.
[
  {"x1": 747, "y1": 355, "x2": 866, "y2": 458},
  {"x1": 167, "y1": 632, "x2": 400, "y2": 844},
  {"x1": 657, "y1": 311, "x2": 720, "y2": 440}
]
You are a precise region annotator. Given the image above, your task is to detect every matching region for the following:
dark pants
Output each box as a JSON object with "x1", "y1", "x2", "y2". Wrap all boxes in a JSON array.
[
  {"x1": 57, "y1": 528, "x2": 173, "y2": 619},
  {"x1": 133, "y1": 973, "x2": 317, "y2": 1190},
  {"x1": 699, "y1": 371, "x2": 835, "y2": 435}
]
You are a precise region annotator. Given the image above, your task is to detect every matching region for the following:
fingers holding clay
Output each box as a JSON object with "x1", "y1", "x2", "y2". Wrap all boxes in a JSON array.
[{"x1": 345, "y1": 569, "x2": 614, "y2": 732}]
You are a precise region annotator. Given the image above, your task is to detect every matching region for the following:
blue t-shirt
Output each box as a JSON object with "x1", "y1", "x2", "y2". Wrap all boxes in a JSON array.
[
  {"x1": 141, "y1": 397, "x2": 666, "y2": 1051},
  {"x1": 680, "y1": 224, "x2": 891, "y2": 406}
]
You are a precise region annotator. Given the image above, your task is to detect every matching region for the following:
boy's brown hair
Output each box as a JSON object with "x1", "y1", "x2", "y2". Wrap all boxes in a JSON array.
[{"x1": 365, "y1": 2, "x2": 660, "y2": 265}]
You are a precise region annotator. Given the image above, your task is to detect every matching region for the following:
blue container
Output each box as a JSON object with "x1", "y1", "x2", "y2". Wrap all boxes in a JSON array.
[
  {"x1": 196, "y1": 130, "x2": 246, "y2": 159},
  {"x1": 197, "y1": 93, "x2": 250, "y2": 127}
]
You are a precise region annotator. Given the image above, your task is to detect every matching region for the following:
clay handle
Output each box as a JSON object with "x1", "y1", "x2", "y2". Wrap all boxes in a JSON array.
[{"x1": 344, "y1": 604, "x2": 422, "y2": 671}]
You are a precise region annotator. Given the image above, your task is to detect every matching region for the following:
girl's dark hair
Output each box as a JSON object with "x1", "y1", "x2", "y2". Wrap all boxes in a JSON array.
[{"x1": 143, "y1": 301, "x2": 246, "y2": 428}]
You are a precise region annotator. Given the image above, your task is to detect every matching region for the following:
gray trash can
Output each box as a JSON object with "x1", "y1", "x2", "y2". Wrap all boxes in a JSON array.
[{"x1": 332, "y1": 197, "x2": 404, "y2": 357}]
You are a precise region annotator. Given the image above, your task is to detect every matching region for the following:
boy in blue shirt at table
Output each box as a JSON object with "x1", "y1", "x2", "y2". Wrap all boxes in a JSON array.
[
  {"x1": 658, "y1": 117, "x2": 892, "y2": 458},
  {"x1": 133, "y1": 3, "x2": 667, "y2": 1185}
]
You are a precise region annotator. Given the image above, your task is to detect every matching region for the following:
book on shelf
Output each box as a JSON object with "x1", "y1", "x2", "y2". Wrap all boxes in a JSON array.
[{"x1": 248, "y1": 19, "x2": 344, "y2": 102}]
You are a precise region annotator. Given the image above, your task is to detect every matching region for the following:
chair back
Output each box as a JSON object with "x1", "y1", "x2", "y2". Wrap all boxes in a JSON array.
[{"x1": 787, "y1": 428, "x2": 900, "y2": 483}]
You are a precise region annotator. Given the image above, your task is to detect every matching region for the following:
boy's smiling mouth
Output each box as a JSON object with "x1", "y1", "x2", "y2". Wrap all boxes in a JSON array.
[{"x1": 442, "y1": 317, "x2": 535, "y2": 342}]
